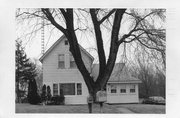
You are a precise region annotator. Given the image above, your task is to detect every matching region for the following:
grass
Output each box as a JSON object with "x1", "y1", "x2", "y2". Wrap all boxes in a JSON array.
[
  {"x1": 113, "y1": 104, "x2": 165, "y2": 114},
  {"x1": 16, "y1": 103, "x2": 165, "y2": 114}
]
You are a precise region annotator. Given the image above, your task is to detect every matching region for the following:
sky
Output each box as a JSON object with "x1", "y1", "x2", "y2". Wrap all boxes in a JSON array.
[
  {"x1": 16, "y1": 8, "x2": 165, "y2": 68},
  {"x1": 16, "y1": 9, "x2": 133, "y2": 63}
]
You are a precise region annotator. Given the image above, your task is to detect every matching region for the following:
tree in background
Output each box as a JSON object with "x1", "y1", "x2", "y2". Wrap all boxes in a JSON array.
[
  {"x1": 32, "y1": 58, "x2": 43, "y2": 94},
  {"x1": 128, "y1": 48, "x2": 166, "y2": 98},
  {"x1": 27, "y1": 78, "x2": 41, "y2": 104},
  {"x1": 16, "y1": 40, "x2": 30, "y2": 103},
  {"x1": 16, "y1": 40, "x2": 39, "y2": 103}
]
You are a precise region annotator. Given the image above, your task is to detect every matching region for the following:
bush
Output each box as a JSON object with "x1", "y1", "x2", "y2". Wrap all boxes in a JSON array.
[
  {"x1": 47, "y1": 86, "x2": 52, "y2": 101},
  {"x1": 27, "y1": 78, "x2": 41, "y2": 104},
  {"x1": 21, "y1": 97, "x2": 28, "y2": 103},
  {"x1": 41, "y1": 84, "x2": 47, "y2": 102},
  {"x1": 49, "y1": 95, "x2": 65, "y2": 105}
]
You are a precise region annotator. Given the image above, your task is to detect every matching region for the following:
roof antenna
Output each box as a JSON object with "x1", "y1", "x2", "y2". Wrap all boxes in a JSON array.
[{"x1": 41, "y1": 11, "x2": 45, "y2": 55}]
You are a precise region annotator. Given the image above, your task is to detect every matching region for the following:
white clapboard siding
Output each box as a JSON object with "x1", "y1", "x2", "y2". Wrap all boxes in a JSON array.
[
  {"x1": 106, "y1": 83, "x2": 139, "y2": 103},
  {"x1": 42, "y1": 37, "x2": 92, "y2": 104}
]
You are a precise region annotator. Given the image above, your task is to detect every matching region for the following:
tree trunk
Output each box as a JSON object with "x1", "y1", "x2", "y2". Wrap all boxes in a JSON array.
[
  {"x1": 88, "y1": 103, "x2": 92, "y2": 113},
  {"x1": 16, "y1": 82, "x2": 20, "y2": 103}
]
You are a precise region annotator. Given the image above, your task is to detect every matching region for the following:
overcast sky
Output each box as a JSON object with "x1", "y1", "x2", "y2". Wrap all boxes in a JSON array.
[{"x1": 16, "y1": 9, "x2": 133, "y2": 63}]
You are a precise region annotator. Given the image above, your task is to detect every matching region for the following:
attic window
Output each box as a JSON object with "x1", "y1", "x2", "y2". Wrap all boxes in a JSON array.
[{"x1": 65, "y1": 40, "x2": 68, "y2": 45}]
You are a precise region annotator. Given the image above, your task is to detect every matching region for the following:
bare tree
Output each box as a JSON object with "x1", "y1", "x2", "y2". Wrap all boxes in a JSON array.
[{"x1": 16, "y1": 8, "x2": 165, "y2": 113}]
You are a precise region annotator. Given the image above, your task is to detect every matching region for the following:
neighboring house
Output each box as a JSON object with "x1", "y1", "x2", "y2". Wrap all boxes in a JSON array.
[{"x1": 39, "y1": 35, "x2": 141, "y2": 104}]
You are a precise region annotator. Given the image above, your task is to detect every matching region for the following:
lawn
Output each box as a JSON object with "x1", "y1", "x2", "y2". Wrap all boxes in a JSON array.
[
  {"x1": 16, "y1": 103, "x2": 165, "y2": 114},
  {"x1": 114, "y1": 104, "x2": 165, "y2": 114}
]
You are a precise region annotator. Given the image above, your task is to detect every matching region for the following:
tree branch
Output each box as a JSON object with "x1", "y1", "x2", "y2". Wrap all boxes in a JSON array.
[
  {"x1": 136, "y1": 37, "x2": 164, "y2": 52},
  {"x1": 59, "y1": 8, "x2": 67, "y2": 20},
  {"x1": 64, "y1": 9, "x2": 96, "y2": 93},
  {"x1": 99, "y1": 9, "x2": 116, "y2": 24},
  {"x1": 123, "y1": 32, "x2": 145, "y2": 43},
  {"x1": 42, "y1": 8, "x2": 67, "y2": 35},
  {"x1": 96, "y1": 9, "x2": 126, "y2": 90},
  {"x1": 90, "y1": 9, "x2": 106, "y2": 82}
]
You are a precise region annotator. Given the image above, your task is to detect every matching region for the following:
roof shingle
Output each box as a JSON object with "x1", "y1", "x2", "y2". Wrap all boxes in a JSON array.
[{"x1": 91, "y1": 63, "x2": 141, "y2": 83}]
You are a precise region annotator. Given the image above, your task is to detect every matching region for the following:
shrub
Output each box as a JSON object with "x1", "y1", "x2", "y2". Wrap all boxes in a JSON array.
[
  {"x1": 41, "y1": 84, "x2": 47, "y2": 103},
  {"x1": 47, "y1": 86, "x2": 52, "y2": 101},
  {"x1": 27, "y1": 79, "x2": 41, "y2": 104},
  {"x1": 50, "y1": 95, "x2": 65, "y2": 105}
]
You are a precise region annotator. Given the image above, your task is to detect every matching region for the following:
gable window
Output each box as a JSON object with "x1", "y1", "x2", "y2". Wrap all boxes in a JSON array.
[
  {"x1": 130, "y1": 84, "x2": 136, "y2": 93},
  {"x1": 53, "y1": 83, "x2": 58, "y2": 96},
  {"x1": 120, "y1": 85, "x2": 126, "y2": 93},
  {"x1": 110, "y1": 84, "x2": 117, "y2": 93},
  {"x1": 58, "y1": 54, "x2": 65, "y2": 69},
  {"x1": 60, "y1": 83, "x2": 75, "y2": 95},
  {"x1": 77, "y1": 83, "x2": 82, "y2": 95},
  {"x1": 70, "y1": 54, "x2": 77, "y2": 68},
  {"x1": 65, "y1": 40, "x2": 68, "y2": 45}
]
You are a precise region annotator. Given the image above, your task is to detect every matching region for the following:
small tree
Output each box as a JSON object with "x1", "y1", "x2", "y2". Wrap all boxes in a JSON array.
[
  {"x1": 27, "y1": 78, "x2": 40, "y2": 104},
  {"x1": 16, "y1": 40, "x2": 29, "y2": 103},
  {"x1": 16, "y1": 40, "x2": 38, "y2": 103},
  {"x1": 41, "y1": 84, "x2": 47, "y2": 105},
  {"x1": 47, "y1": 86, "x2": 52, "y2": 103}
]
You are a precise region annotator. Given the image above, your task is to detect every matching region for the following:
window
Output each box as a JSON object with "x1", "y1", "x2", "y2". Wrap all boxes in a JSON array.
[
  {"x1": 120, "y1": 85, "x2": 126, "y2": 93},
  {"x1": 53, "y1": 84, "x2": 58, "y2": 96},
  {"x1": 130, "y1": 84, "x2": 136, "y2": 93},
  {"x1": 110, "y1": 84, "x2": 117, "y2": 93},
  {"x1": 65, "y1": 40, "x2": 68, "y2": 45},
  {"x1": 60, "y1": 83, "x2": 75, "y2": 95},
  {"x1": 70, "y1": 54, "x2": 77, "y2": 68},
  {"x1": 58, "y1": 54, "x2": 65, "y2": 69},
  {"x1": 77, "y1": 83, "x2": 82, "y2": 95}
]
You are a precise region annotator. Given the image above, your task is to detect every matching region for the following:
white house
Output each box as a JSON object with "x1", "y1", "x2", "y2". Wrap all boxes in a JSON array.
[
  {"x1": 39, "y1": 35, "x2": 94, "y2": 104},
  {"x1": 39, "y1": 35, "x2": 141, "y2": 104}
]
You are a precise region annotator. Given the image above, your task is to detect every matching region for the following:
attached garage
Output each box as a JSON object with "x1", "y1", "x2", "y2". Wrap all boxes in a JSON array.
[{"x1": 92, "y1": 63, "x2": 141, "y2": 104}]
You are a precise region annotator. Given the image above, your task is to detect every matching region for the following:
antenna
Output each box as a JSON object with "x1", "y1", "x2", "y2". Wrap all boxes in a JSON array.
[{"x1": 41, "y1": 13, "x2": 45, "y2": 55}]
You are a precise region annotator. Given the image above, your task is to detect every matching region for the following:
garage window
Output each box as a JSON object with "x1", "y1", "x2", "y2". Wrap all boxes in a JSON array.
[
  {"x1": 120, "y1": 85, "x2": 126, "y2": 93},
  {"x1": 110, "y1": 85, "x2": 117, "y2": 93},
  {"x1": 130, "y1": 85, "x2": 136, "y2": 93}
]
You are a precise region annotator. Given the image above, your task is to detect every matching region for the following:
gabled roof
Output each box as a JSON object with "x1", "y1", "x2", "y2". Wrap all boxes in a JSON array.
[
  {"x1": 91, "y1": 63, "x2": 141, "y2": 83},
  {"x1": 39, "y1": 35, "x2": 94, "y2": 62}
]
